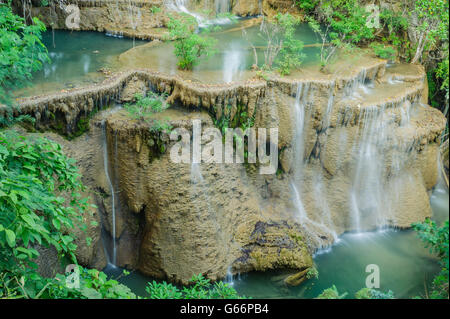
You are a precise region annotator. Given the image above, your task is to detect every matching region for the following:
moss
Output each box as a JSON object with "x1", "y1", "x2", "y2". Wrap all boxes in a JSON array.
[{"x1": 288, "y1": 231, "x2": 303, "y2": 244}]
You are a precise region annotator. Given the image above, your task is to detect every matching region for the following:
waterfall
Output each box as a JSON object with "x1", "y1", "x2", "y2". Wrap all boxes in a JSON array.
[
  {"x1": 291, "y1": 83, "x2": 310, "y2": 222},
  {"x1": 167, "y1": 0, "x2": 232, "y2": 27},
  {"x1": 167, "y1": 0, "x2": 207, "y2": 26},
  {"x1": 215, "y1": 0, "x2": 230, "y2": 13},
  {"x1": 291, "y1": 82, "x2": 339, "y2": 247},
  {"x1": 101, "y1": 120, "x2": 117, "y2": 266},
  {"x1": 223, "y1": 46, "x2": 242, "y2": 83},
  {"x1": 225, "y1": 266, "x2": 234, "y2": 286},
  {"x1": 350, "y1": 106, "x2": 388, "y2": 231}
]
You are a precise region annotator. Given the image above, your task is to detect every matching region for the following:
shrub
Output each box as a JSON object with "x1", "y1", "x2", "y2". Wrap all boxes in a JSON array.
[
  {"x1": 146, "y1": 273, "x2": 244, "y2": 299},
  {"x1": 0, "y1": 129, "x2": 92, "y2": 298},
  {"x1": 410, "y1": 0, "x2": 449, "y2": 63},
  {"x1": 355, "y1": 288, "x2": 394, "y2": 299},
  {"x1": 370, "y1": 43, "x2": 396, "y2": 60},
  {"x1": 124, "y1": 92, "x2": 172, "y2": 134},
  {"x1": 124, "y1": 92, "x2": 169, "y2": 120},
  {"x1": 412, "y1": 219, "x2": 449, "y2": 299},
  {"x1": 0, "y1": 3, "x2": 49, "y2": 105},
  {"x1": 166, "y1": 13, "x2": 217, "y2": 70},
  {"x1": 308, "y1": 0, "x2": 375, "y2": 70},
  {"x1": 251, "y1": 13, "x2": 305, "y2": 75},
  {"x1": 316, "y1": 285, "x2": 347, "y2": 299}
]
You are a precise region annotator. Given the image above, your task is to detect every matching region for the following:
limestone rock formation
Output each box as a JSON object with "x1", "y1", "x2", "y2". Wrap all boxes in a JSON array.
[{"x1": 5, "y1": 43, "x2": 446, "y2": 285}]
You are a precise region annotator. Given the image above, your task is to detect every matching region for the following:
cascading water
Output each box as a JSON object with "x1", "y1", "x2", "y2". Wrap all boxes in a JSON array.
[
  {"x1": 167, "y1": 0, "x2": 207, "y2": 26},
  {"x1": 223, "y1": 45, "x2": 243, "y2": 83},
  {"x1": 215, "y1": 0, "x2": 231, "y2": 13},
  {"x1": 290, "y1": 83, "x2": 337, "y2": 247},
  {"x1": 101, "y1": 120, "x2": 118, "y2": 266},
  {"x1": 225, "y1": 266, "x2": 241, "y2": 286},
  {"x1": 167, "y1": 0, "x2": 232, "y2": 27}
]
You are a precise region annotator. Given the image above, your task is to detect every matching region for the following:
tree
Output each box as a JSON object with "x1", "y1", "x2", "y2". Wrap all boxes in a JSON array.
[
  {"x1": 0, "y1": 3, "x2": 49, "y2": 105},
  {"x1": 307, "y1": 0, "x2": 375, "y2": 70},
  {"x1": 165, "y1": 13, "x2": 217, "y2": 71},
  {"x1": 410, "y1": 0, "x2": 449, "y2": 64},
  {"x1": 246, "y1": 13, "x2": 305, "y2": 75}
]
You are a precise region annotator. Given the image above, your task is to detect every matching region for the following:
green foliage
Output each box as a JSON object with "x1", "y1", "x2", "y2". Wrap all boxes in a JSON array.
[
  {"x1": 69, "y1": 267, "x2": 136, "y2": 299},
  {"x1": 124, "y1": 92, "x2": 168, "y2": 119},
  {"x1": 380, "y1": 8, "x2": 409, "y2": 34},
  {"x1": 410, "y1": 0, "x2": 449, "y2": 63},
  {"x1": 273, "y1": 13, "x2": 305, "y2": 75},
  {"x1": 0, "y1": 129, "x2": 97, "y2": 299},
  {"x1": 412, "y1": 219, "x2": 449, "y2": 299},
  {"x1": 296, "y1": 0, "x2": 319, "y2": 14},
  {"x1": 355, "y1": 288, "x2": 394, "y2": 299},
  {"x1": 0, "y1": 3, "x2": 49, "y2": 105},
  {"x1": 436, "y1": 56, "x2": 449, "y2": 104},
  {"x1": 306, "y1": 266, "x2": 319, "y2": 280},
  {"x1": 149, "y1": 6, "x2": 161, "y2": 14},
  {"x1": 149, "y1": 119, "x2": 173, "y2": 135},
  {"x1": 0, "y1": 130, "x2": 89, "y2": 270},
  {"x1": 146, "y1": 274, "x2": 244, "y2": 299},
  {"x1": 166, "y1": 13, "x2": 217, "y2": 70},
  {"x1": 1, "y1": 266, "x2": 136, "y2": 299},
  {"x1": 124, "y1": 92, "x2": 172, "y2": 134},
  {"x1": 316, "y1": 285, "x2": 347, "y2": 299},
  {"x1": 370, "y1": 43, "x2": 396, "y2": 60},
  {"x1": 256, "y1": 13, "x2": 305, "y2": 75},
  {"x1": 308, "y1": 0, "x2": 375, "y2": 69},
  {"x1": 379, "y1": 8, "x2": 409, "y2": 49}
]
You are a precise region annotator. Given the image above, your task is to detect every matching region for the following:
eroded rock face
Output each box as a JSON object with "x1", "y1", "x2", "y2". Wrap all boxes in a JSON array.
[
  {"x1": 95, "y1": 111, "x2": 312, "y2": 283},
  {"x1": 25, "y1": 1, "x2": 170, "y2": 40}
]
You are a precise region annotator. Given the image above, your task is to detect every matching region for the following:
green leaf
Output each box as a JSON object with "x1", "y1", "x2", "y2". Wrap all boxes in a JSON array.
[
  {"x1": 5, "y1": 229, "x2": 16, "y2": 247},
  {"x1": 52, "y1": 219, "x2": 61, "y2": 230},
  {"x1": 21, "y1": 214, "x2": 36, "y2": 227}
]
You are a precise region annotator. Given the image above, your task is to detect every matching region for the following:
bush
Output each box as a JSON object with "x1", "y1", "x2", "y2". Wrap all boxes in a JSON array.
[
  {"x1": 250, "y1": 13, "x2": 305, "y2": 75},
  {"x1": 412, "y1": 219, "x2": 449, "y2": 299},
  {"x1": 316, "y1": 285, "x2": 347, "y2": 299},
  {"x1": 124, "y1": 92, "x2": 172, "y2": 134},
  {"x1": 273, "y1": 13, "x2": 306, "y2": 75},
  {"x1": 370, "y1": 43, "x2": 396, "y2": 60},
  {"x1": 0, "y1": 129, "x2": 92, "y2": 298},
  {"x1": 308, "y1": 0, "x2": 375, "y2": 70},
  {"x1": 0, "y1": 3, "x2": 49, "y2": 105},
  {"x1": 355, "y1": 288, "x2": 394, "y2": 299},
  {"x1": 146, "y1": 273, "x2": 244, "y2": 299},
  {"x1": 166, "y1": 13, "x2": 217, "y2": 70}
]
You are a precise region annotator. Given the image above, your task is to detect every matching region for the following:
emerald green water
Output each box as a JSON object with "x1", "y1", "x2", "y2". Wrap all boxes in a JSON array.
[
  {"x1": 106, "y1": 184, "x2": 448, "y2": 299},
  {"x1": 14, "y1": 30, "x2": 145, "y2": 97}
]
